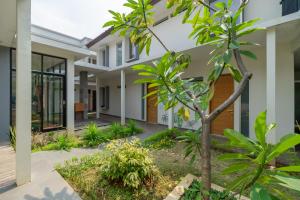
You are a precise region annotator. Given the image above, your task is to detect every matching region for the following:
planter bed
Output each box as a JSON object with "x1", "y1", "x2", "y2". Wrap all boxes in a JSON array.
[{"x1": 164, "y1": 174, "x2": 249, "y2": 200}]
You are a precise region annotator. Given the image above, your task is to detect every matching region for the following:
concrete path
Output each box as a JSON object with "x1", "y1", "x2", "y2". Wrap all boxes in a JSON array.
[
  {"x1": 0, "y1": 119, "x2": 166, "y2": 200},
  {"x1": 0, "y1": 148, "x2": 99, "y2": 200}
]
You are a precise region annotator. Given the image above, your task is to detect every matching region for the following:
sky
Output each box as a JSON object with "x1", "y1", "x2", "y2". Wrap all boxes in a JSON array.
[{"x1": 32, "y1": 0, "x2": 131, "y2": 39}]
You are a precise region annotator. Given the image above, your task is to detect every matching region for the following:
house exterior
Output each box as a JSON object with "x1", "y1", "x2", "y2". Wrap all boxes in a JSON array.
[
  {"x1": 75, "y1": 0, "x2": 300, "y2": 145},
  {"x1": 0, "y1": 0, "x2": 300, "y2": 188}
]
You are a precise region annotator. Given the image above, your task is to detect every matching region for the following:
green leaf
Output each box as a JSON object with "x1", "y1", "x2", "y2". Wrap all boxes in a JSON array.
[
  {"x1": 276, "y1": 166, "x2": 300, "y2": 172},
  {"x1": 224, "y1": 129, "x2": 256, "y2": 152},
  {"x1": 273, "y1": 175, "x2": 300, "y2": 192},
  {"x1": 240, "y1": 50, "x2": 257, "y2": 60},
  {"x1": 267, "y1": 134, "x2": 300, "y2": 162},
  {"x1": 228, "y1": 65, "x2": 242, "y2": 82},
  {"x1": 222, "y1": 163, "x2": 248, "y2": 175},
  {"x1": 223, "y1": 50, "x2": 232, "y2": 63},
  {"x1": 250, "y1": 184, "x2": 272, "y2": 200},
  {"x1": 254, "y1": 111, "x2": 267, "y2": 146},
  {"x1": 218, "y1": 153, "x2": 250, "y2": 161}
]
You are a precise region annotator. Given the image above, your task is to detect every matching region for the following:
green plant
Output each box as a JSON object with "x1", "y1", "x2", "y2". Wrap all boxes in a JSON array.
[
  {"x1": 109, "y1": 122, "x2": 126, "y2": 137},
  {"x1": 177, "y1": 130, "x2": 202, "y2": 164},
  {"x1": 143, "y1": 128, "x2": 180, "y2": 149},
  {"x1": 296, "y1": 120, "x2": 300, "y2": 132},
  {"x1": 41, "y1": 132, "x2": 79, "y2": 151},
  {"x1": 100, "y1": 139, "x2": 158, "y2": 189},
  {"x1": 9, "y1": 126, "x2": 16, "y2": 150},
  {"x1": 182, "y1": 180, "x2": 236, "y2": 200},
  {"x1": 104, "y1": 0, "x2": 260, "y2": 194},
  {"x1": 220, "y1": 111, "x2": 300, "y2": 199},
  {"x1": 82, "y1": 123, "x2": 107, "y2": 147},
  {"x1": 126, "y1": 120, "x2": 143, "y2": 135}
]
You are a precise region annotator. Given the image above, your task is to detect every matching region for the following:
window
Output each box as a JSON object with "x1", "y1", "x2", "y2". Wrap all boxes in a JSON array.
[
  {"x1": 129, "y1": 39, "x2": 139, "y2": 60},
  {"x1": 101, "y1": 86, "x2": 109, "y2": 110},
  {"x1": 92, "y1": 59, "x2": 97, "y2": 64},
  {"x1": 102, "y1": 50, "x2": 106, "y2": 66},
  {"x1": 10, "y1": 49, "x2": 66, "y2": 132},
  {"x1": 116, "y1": 42, "x2": 123, "y2": 66}
]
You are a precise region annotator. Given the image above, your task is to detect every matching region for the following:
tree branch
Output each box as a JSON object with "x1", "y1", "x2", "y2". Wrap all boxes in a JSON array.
[
  {"x1": 196, "y1": 0, "x2": 216, "y2": 12},
  {"x1": 161, "y1": 76, "x2": 197, "y2": 112},
  {"x1": 233, "y1": 49, "x2": 248, "y2": 75},
  {"x1": 147, "y1": 27, "x2": 170, "y2": 52},
  {"x1": 207, "y1": 72, "x2": 252, "y2": 121}
]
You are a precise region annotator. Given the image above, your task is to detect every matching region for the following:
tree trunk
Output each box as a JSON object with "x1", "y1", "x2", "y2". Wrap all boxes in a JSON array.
[{"x1": 201, "y1": 119, "x2": 211, "y2": 199}]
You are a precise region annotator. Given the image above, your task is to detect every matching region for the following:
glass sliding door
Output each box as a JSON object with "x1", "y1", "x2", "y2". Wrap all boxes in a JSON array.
[
  {"x1": 10, "y1": 49, "x2": 66, "y2": 132},
  {"x1": 43, "y1": 74, "x2": 65, "y2": 130}
]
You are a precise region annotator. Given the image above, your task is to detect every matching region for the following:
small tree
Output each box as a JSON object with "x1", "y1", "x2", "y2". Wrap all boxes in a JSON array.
[{"x1": 104, "y1": 0, "x2": 261, "y2": 198}]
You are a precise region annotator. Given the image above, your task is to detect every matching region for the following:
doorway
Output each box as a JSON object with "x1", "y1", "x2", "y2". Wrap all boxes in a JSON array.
[
  {"x1": 210, "y1": 74, "x2": 234, "y2": 135},
  {"x1": 147, "y1": 84, "x2": 158, "y2": 124}
]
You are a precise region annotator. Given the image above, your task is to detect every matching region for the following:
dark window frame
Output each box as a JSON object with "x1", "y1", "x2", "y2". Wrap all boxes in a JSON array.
[{"x1": 10, "y1": 48, "x2": 67, "y2": 132}]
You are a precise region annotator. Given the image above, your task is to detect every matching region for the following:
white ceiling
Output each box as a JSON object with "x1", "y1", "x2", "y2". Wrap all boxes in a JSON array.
[{"x1": 0, "y1": 0, "x2": 16, "y2": 47}]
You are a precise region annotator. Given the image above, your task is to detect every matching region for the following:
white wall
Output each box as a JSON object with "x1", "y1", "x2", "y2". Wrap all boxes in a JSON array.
[
  {"x1": 100, "y1": 73, "x2": 144, "y2": 121},
  {"x1": 244, "y1": 0, "x2": 282, "y2": 22}
]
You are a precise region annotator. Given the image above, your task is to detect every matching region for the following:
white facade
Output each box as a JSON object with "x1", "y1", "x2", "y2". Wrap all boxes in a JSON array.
[{"x1": 76, "y1": 0, "x2": 300, "y2": 143}]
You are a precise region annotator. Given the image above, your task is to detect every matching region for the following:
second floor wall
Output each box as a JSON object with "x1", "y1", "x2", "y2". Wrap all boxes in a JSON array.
[{"x1": 88, "y1": 0, "x2": 299, "y2": 69}]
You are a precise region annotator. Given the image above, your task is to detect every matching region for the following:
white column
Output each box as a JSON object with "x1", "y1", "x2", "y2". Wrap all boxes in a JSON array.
[
  {"x1": 16, "y1": 0, "x2": 31, "y2": 186},
  {"x1": 121, "y1": 70, "x2": 126, "y2": 125},
  {"x1": 80, "y1": 71, "x2": 89, "y2": 120},
  {"x1": 67, "y1": 57, "x2": 75, "y2": 132},
  {"x1": 168, "y1": 108, "x2": 174, "y2": 129},
  {"x1": 96, "y1": 75, "x2": 101, "y2": 119},
  {"x1": 266, "y1": 28, "x2": 277, "y2": 144}
]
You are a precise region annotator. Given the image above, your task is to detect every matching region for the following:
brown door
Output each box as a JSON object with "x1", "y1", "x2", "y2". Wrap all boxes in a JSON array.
[
  {"x1": 210, "y1": 75, "x2": 234, "y2": 135},
  {"x1": 147, "y1": 85, "x2": 158, "y2": 124}
]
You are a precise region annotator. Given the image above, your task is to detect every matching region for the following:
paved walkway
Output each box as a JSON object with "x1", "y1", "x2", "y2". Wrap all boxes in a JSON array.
[
  {"x1": 0, "y1": 118, "x2": 166, "y2": 200},
  {"x1": 0, "y1": 145, "x2": 15, "y2": 193}
]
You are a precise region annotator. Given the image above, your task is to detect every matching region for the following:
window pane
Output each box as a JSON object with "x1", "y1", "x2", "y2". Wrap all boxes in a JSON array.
[
  {"x1": 32, "y1": 53, "x2": 42, "y2": 71},
  {"x1": 43, "y1": 55, "x2": 65, "y2": 74},
  {"x1": 116, "y1": 43, "x2": 122, "y2": 66},
  {"x1": 11, "y1": 50, "x2": 42, "y2": 71}
]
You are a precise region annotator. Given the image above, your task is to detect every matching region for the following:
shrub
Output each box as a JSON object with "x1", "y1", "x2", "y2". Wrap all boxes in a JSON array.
[
  {"x1": 41, "y1": 132, "x2": 79, "y2": 151},
  {"x1": 109, "y1": 122, "x2": 126, "y2": 137},
  {"x1": 100, "y1": 139, "x2": 158, "y2": 189},
  {"x1": 9, "y1": 126, "x2": 16, "y2": 150},
  {"x1": 82, "y1": 123, "x2": 108, "y2": 147},
  {"x1": 143, "y1": 128, "x2": 180, "y2": 149},
  {"x1": 126, "y1": 120, "x2": 143, "y2": 135}
]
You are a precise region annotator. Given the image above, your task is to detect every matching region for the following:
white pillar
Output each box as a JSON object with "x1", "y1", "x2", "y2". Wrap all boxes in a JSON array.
[
  {"x1": 67, "y1": 58, "x2": 75, "y2": 132},
  {"x1": 80, "y1": 71, "x2": 89, "y2": 120},
  {"x1": 168, "y1": 108, "x2": 174, "y2": 129},
  {"x1": 16, "y1": 0, "x2": 31, "y2": 186},
  {"x1": 121, "y1": 70, "x2": 126, "y2": 125},
  {"x1": 96, "y1": 75, "x2": 101, "y2": 119},
  {"x1": 266, "y1": 28, "x2": 277, "y2": 144}
]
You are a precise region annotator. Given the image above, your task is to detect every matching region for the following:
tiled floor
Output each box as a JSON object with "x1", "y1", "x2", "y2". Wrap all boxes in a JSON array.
[{"x1": 0, "y1": 145, "x2": 16, "y2": 194}]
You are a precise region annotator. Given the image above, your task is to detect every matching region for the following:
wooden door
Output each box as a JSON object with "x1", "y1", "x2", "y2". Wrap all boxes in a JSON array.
[
  {"x1": 147, "y1": 85, "x2": 158, "y2": 124},
  {"x1": 210, "y1": 75, "x2": 234, "y2": 135}
]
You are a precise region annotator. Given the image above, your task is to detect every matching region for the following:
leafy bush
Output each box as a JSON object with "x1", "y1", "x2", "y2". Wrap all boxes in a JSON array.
[
  {"x1": 220, "y1": 111, "x2": 300, "y2": 199},
  {"x1": 82, "y1": 123, "x2": 108, "y2": 147},
  {"x1": 126, "y1": 120, "x2": 143, "y2": 135},
  {"x1": 182, "y1": 180, "x2": 236, "y2": 200},
  {"x1": 109, "y1": 121, "x2": 143, "y2": 138},
  {"x1": 40, "y1": 132, "x2": 80, "y2": 151},
  {"x1": 100, "y1": 139, "x2": 158, "y2": 189},
  {"x1": 143, "y1": 128, "x2": 180, "y2": 149},
  {"x1": 9, "y1": 126, "x2": 16, "y2": 150}
]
